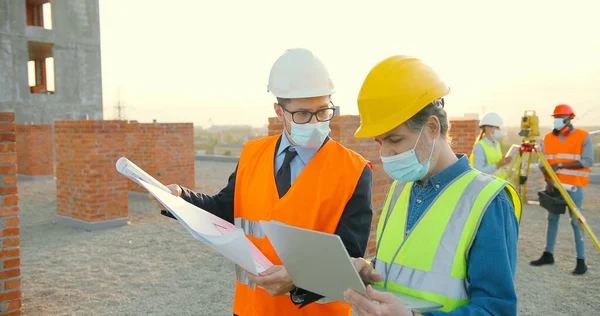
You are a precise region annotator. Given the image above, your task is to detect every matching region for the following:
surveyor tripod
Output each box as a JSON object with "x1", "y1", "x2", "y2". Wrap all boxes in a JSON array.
[{"x1": 506, "y1": 141, "x2": 600, "y2": 251}]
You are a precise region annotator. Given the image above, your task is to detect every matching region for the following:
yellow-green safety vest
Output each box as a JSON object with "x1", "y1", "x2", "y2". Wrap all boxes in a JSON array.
[
  {"x1": 372, "y1": 169, "x2": 521, "y2": 313},
  {"x1": 469, "y1": 139, "x2": 508, "y2": 180}
]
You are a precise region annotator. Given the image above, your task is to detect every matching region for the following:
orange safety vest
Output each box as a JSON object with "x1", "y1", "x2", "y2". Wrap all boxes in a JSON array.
[
  {"x1": 543, "y1": 128, "x2": 591, "y2": 187},
  {"x1": 232, "y1": 135, "x2": 372, "y2": 316}
]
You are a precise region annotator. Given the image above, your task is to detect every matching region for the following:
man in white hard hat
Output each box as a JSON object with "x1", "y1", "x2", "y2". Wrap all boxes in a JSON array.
[
  {"x1": 155, "y1": 48, "x2": 374, "y2": 316},
  {"x1": 469, "y1": 112, "x2": 512, "y2": 179}
]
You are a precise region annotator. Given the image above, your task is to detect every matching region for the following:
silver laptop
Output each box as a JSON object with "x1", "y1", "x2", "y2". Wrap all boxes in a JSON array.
[{"x1": 260, "y1": 220, "x2": 443, "y2": 311}]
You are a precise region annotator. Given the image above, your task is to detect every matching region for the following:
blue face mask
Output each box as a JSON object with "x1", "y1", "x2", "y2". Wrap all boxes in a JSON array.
[
  {"x1": 554, "y1": 118, "x2": 566, "y2": 130},
  {"x1": 380, "y1": 128, "x2": 436, "y2": 182},
  {"x1": 283, "y1": 114, "x2": 331, "y2": 149},
  {"x1": 492, "y1": 130, "x2": 502, "y2": 140}
]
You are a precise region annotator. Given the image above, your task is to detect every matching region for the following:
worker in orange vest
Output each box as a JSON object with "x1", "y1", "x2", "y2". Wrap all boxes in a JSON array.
[
  {"x1": 530, "y1": 104, "x2": 593, "y2": 275},
  {"x1": 152, "y1": 48, "x2": 374, "y2": 315}
]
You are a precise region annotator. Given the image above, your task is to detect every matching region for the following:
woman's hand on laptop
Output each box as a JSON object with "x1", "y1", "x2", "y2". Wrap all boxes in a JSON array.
[{"x1": 352, "y1": 257, "x2": 383, "y2": 285}]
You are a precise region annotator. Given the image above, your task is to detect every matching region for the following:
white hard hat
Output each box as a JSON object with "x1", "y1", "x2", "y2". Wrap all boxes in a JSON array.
[
  {"x1": 267, "y1": 48, "x2": 335, "y2": 99},
  {"x1": 479, "y1": 112, "x2": 503, "y2": 127}
]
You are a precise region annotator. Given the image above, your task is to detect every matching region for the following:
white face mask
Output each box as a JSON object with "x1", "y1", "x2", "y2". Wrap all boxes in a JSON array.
[
  {"x1": 554, "y1": 118, "x2": 567, "y2": 130},
  {"x1": 283, "y1": 115, "x2": 331, "y2": 149},
  {"x1": 492, "y1": 130, "x2": 502, "y2": 140}
]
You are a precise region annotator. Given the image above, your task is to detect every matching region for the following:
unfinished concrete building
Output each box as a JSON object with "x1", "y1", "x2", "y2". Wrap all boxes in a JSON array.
[{"x1": 0, "y1": 0, "x2": 103, "y2": 124}]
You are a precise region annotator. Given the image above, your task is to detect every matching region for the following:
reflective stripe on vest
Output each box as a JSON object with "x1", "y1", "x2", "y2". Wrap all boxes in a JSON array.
[
  {"x1": 233, "y1": 217, "x2": 259, "y2": 289},
  {"x1": 235, "y1": 263, "x2": 256, "y2": 288},
  {"x1": 556, "y1": 169, "x2": 590, "y2": 177},
  {"x1": 373, "y1": 169, "x2": 521, "y2": 312},
  {"x1": 233, "y1": 217, "x2": 260, "y2": 290},
  {"x1": 543, "y1": 129, "x2": 591, "y2": 187},
  {"x1": 469, "y1": 140, "x2": 507, "y2": 179},
  {"x1": 235, "y1": 217, "x2": 264, "y2": 238},
  {"x1": 545, "y1": 153, "x2": 582, "y2": 160}
]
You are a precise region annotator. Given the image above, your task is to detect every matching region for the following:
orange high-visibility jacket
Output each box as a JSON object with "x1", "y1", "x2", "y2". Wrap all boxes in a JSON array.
[
  {"x1": 231, "y1": 135, "x2": 371, "y2": 316},
  {"x1": 543, "y1": 128, "x2": 591, "y2": 187}
]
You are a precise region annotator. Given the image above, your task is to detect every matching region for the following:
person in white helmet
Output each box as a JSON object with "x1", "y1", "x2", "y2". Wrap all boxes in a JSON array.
[
  {"x1": 152, "y1": 48, "x2": 374, "y2": 316},
  {"x1": 469, "y1": 112, "x2": 512, "y2": 179}
]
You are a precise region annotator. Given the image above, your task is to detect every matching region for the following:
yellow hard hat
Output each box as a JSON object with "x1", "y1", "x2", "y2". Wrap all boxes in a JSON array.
[{"x1": 354, "y1": 55, "x2": 450, "y2": 138}]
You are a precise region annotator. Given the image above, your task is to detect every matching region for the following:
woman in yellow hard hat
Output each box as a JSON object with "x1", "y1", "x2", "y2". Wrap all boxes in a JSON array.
[
  {"x1": 343, "y1": 56, "x2": 522, "y2": 316},
  {"x1": 468, "y1": 112, "x2": 513, "y2": 179}
]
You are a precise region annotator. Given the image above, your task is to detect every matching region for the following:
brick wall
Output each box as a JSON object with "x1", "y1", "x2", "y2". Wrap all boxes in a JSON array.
[
  {"x1": 447, "y1": 119, "x2": 480, "y2": 155},
  {"x1": 268, "y1": 115, "x2": 392, "y2": 257},
  {"x1": 268, "y1": 115, "x2": 482, "y2": 257},
  {"x1": 15, "y1": 124, "x2": 54, "y2": 177},
  {"x1": 54, "y1": 120, "x2": 129, "y2": 230},
  {"x1": 126, "y1": 123, "x2": 195, "y2": 192},
  {"x1": 0, "y1": 113, "x2": 22, "y2": 315}
]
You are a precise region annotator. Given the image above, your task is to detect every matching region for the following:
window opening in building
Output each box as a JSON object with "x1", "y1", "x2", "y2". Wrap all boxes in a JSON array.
[
  {"x1": 26, "y1": 0, "x2": 52, "y2": 30},
  {"x1": 27, "y1": 41, "x2": 55, "y2": 94}
]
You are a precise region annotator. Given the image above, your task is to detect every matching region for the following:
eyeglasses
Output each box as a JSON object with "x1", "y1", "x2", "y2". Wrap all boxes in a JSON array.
[{"x1": 279, "y1": 103, "x2": 337, "y2": 124}]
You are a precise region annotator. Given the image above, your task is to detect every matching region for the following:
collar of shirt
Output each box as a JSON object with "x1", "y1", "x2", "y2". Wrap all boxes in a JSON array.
[
  {"x1": 415, "y1": 154, "x2": 471, "y2": 190},
  {"x1": 405, "y1": 154, "x2": 472, "y2": 231},
  {"x1": 276, "y1": 133, "x2": 320, "y2": 165}
]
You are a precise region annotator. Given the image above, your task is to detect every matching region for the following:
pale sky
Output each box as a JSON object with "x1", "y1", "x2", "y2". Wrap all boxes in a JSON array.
[{"x1": 99, "y1": 0, "x2": 600, "y2": 128}]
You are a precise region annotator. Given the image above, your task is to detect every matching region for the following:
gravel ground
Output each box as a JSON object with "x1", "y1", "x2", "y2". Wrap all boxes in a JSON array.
[{"x1": 19, "y1": 161, "x2": 600, "y2": 315}]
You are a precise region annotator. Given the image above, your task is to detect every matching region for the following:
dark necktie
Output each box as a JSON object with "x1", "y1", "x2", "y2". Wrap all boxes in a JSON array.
[{"x1": 276, "y1": 147, "x2": 298, "y2": 198}]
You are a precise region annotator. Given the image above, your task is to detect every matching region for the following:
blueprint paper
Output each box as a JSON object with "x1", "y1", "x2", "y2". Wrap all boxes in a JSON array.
[
  {"x1": 116, "y1": 157, "x2": 272, "y2": 274},
  {"x1": 116, "y1": 157, "x2": 172, "y2": 193}
]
